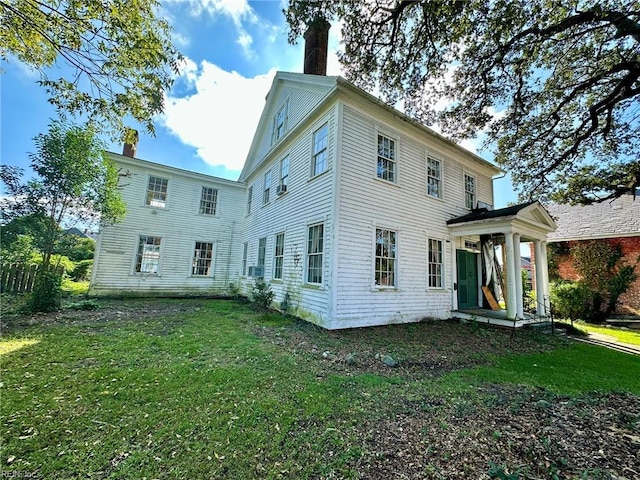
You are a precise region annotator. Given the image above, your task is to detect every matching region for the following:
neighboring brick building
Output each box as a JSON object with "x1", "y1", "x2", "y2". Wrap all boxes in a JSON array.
[{"x1": 542, "y1": 193, "x2": 640, "y2": 315}]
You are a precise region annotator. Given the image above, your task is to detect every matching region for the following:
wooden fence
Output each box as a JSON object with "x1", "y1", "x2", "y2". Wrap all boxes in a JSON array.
[{"x1": 0, "y1": 264, "x2": 64, "y2": 294}]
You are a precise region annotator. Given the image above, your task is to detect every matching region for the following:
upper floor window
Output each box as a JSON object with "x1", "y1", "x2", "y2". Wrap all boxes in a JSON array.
[
  {"x1": 464, "y1": 173, "x2": 476, "y2": 209},
  {"x1": 306, "y1": 223, "x2": 324, "y2": 284},
  {"x1": 427, "y1": 238, "x2": 444, "y2": 288},
  {"x1": 273, "y1": 232, "x2": 285, "y2": 280},
  {"x1": 279, "y1": 156, "x2": 289, "y2": 192},
  {"x1": 192, "y1": 241, "x2": 214, "y2": 276},
  {"x1": 377, "y1": 134, "x2": 396, "y2": 182},
  {"x1": 146, "y1": 176, "x2": 168, "y2": 208},
  {"x1": 247, "y1": 185, "x2": 253, "y2": 214},
  {"x1": 199, "y1": 187, "x2": 218, "y2": 215},
  {"x1": 427, "y1": 156, "x2": 442, "y2": 199},
  {"x1": 263, "y1": 171, "x2": 271, "y2": 205},
  {"x1": 272, "y1": 101, "x2": 289, "y2": 144},
  {"x1": 135, "y1": 236, "x2": 161, "y2": 274},
  {"x1": 312, "y1": 123, "x2": 328, "y2": 176},
  {"x1": 375, "y1": 228, "x2": 397, "y2": 287}
]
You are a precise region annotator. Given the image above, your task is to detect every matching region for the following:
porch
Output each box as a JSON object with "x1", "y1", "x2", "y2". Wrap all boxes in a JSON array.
[{"x1": 447, "y1": 200, "x2": 557, "y2": 326}]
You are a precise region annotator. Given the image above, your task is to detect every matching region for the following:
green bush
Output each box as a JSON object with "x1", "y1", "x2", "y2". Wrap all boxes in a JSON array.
[
  {"x1": 550, "y1": 280, "x2": 594, "y2": 322},
  {"x1": 71, "y1": 259, "x2": 93, "y2": 281},
  {"x1": 250, "y1": 278, "x2": 275, "y2": 311},
  {"x1": 27, "y1": 270, "x2": 63, "y2": 313}
]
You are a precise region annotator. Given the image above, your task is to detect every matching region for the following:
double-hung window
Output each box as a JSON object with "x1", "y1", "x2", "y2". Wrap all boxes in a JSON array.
[
  {"x1": 377, "y1": 134, "x2": 396, "y2": 182},
  {"x1": 242, "y1": 242, "x2": 248, "y2": 276},
  {"x1": 279, "y1": 156, "x2": 289, "y2": 192},
  {"x1": 146, "y1": 176, "x2": 168, "y2": 208},
  {"x1": 272, "y1": 101, "x2": 288, "y2": 144},
  {"x1": 135, "y1": 236, "x2": 161, "y2": 274},
  {"x1": 427, "y1": 156, "x2": 442, "y2": 199},
  {"x1": 257, "y1": 237, "x2": 267, "y2": 269},
  {"x1": 263, "y1": 171, "x2": 271, "y2": 205},
  {"x1": 428, "y1": 238, "x2": 444, "y2": 288},
  {"x1": 464, "y1": 173, "x2": 476, "y2": 209},
  {"x1": 192, "y1": 242, "x2": 214, "y2": 276},
  {"x1": 199, "y1": 187, "x2": 218, "y2": 215},
  {"x1": 312, "y1": 123, "x2": 328, "y2": 176},
  {"x1": 246, "y1": 185, "x2": 253, "y2": 214},
  {"x1": 273, "y1": 233, "x2": 285, "y2": 280},
  {"x1": 306, "y1": 223, "x2": 324, "y2": 284},
  {"x1": 375, "y1": 228, "x2": 397, "y2": 287}
]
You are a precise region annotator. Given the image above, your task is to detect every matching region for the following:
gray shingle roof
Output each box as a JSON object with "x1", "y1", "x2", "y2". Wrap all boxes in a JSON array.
[{"x1": 546, "y1": 194, "x2": 640, "y2": 241}]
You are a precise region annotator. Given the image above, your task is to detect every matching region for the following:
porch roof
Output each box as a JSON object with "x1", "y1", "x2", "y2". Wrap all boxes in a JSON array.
[{"x1": 446, "y1": 200, "x2": 557, "y2": 240}]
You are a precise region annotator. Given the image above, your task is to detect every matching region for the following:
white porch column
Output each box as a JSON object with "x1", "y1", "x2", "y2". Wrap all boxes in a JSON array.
[
  {"x1": 451, "y1": 237, "x2": 458, "y2": 311},
  {"x1": 513, "y1": 232, "x2": 524, "y2": 319},
  {"x1": 504, "y1": 232, "x2": 518, "y2": 319},
  {"x1": 534, "y1": 240, "x2": 546, "y2": 316},
  {"x1": 540, "y1": 240, "x2": 551, "y2": 315}
]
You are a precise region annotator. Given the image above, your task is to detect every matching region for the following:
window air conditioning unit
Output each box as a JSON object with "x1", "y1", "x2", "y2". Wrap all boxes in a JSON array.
[
  {"x1": 248, "y1": 266, "x2": 264, "y2": 277},
  {"x1": 476, "y1": 201, "x2": 493, "y2": 210},
  {"x1": 276, "y1": 184, "x2": 287, "y2": 195}
]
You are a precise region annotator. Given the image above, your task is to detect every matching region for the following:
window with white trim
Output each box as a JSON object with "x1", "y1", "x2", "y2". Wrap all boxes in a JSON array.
[
  {"x1": 273, "y1": 232, "x2": 285, "y2": 280},
  {"x1": 263, "y1": 171, "x2": 271, "y2": 205},
  {"x1": 375, "y1": 228, "x2": 397, "y2": 287},
  {"x1": 280, "y1": 156, "x2": 289, "y2": 191},
  {"x1": 464, "y1": 173, "x2": 476, "y2": 209},
  {"x1": 306, "y1": 223, "x2": 324, "y2": 284},
  {"x1": 427, "y1": 156, "x2": 442, "y2": 199},
  {"x1": 242, "y1": 242, "x2": 248, "y2": 276},
  {"x1": 428, "y1": 238, "x2": 444, "y2": 288},
  {"x1": 257, "y1": 237, "x2": 266, "y2": 269},
  {"x1": 135, "y1": 236, "x2": 161, "y2": 274},
  {"x1": 145, "y1": 176, "x2": 168, "y2": 208},
  {"x1": 312, "y1": 123, "x2": 328, "y2": 176},
  {"x1": 247, "y1": 185, "x2": 253, "y2": 214},
  {"x1": 199, "y1": 187, "x2": 218, "y2": 215},
  {"x1": 272, "y1": 101, "x2": 288, "y2": 144},
  {"x1": 377, "y1": 134, "x2": 396, "y2": 182},
  {"x1": 192, "y1": 241, "x2": 214, "y2": 276}
]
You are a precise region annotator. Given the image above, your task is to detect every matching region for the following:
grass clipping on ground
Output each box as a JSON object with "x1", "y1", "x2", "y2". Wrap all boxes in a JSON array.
[{"x1": 1, "y1": 299, "x2": 639, "y2": 479}]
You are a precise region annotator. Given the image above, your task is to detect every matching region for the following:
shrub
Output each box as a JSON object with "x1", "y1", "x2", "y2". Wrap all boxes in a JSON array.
[
  {"x1": 27, "y1": 270, "x2": 63, "y2": 313},
  {"x1": 550, "y1": 280, "x2": 594, "y2": 323},
  {"x1": 71, "y1": 259, "x2": 93, "y2": 281},
  {"x1": 250, "y1": 278, "x2": 275, "y2": 311}
]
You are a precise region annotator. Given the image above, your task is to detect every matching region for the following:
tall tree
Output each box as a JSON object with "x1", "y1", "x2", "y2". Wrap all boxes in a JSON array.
[
  {"x1": 0, "y1": 0, "x2": 182, "y2": 139},
  {"x1": 0, "y1": 121, "x2": 125, "y2": 269},
  {"x1": 285, "y1": 1, "x2": 640, "y2": 205}
]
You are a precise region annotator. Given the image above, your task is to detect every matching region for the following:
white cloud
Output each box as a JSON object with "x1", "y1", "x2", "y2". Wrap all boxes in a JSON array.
[
  {"x1": 160, "y1": 59, "x2": 276, "y2": 172},
  {"x1": 166, "y1": 0, "x2": 258, "y2": 57}
]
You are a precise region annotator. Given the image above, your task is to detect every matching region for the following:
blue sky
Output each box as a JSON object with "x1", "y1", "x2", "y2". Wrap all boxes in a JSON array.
[{"x1": 1, "y1": 0, "x2": 517, "y2": 207}]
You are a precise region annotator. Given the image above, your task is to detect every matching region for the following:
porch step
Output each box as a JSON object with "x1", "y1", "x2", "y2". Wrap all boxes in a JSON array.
[{"x1": 527, "y1": 321, "x2": 567, "y2": 336}]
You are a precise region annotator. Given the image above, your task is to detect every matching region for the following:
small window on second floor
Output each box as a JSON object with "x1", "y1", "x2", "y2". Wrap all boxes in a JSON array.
[
  {"x1": 464, "y1": 173, "x2": 476, "y2": 209},
  {"x1": 377, "y1": 134, "x2": 396, "y2": 182},
  {"x1": 146, "y1": 176, "x2": 168, "y2": 208},
  {"x1": 247, "y1": 185, "x2": 253, "y2": 214},
  {"x1": 312, "y1": 123, "x2": 328, "y2": 176},
  {"x1": 263, "y1": 171, "x2": 271, "y2": 205},
  {"x1": 280, "y1": 156, "x2": 289, "y2": 190},
  {"x1": 427, "y1": 156, "x2": 442, "y2": 199},
  {"x1": 199, "y1": 187, "x2": 218, "y2": 215}
]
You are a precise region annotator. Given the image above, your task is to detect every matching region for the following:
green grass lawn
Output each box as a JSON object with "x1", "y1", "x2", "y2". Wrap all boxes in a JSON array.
[
  {"x1": 1, "y1": 299, "x2": 638, "y2": 479},
  {"x1": 561, "y1": 321, "x2": 640, "y2": 346}
]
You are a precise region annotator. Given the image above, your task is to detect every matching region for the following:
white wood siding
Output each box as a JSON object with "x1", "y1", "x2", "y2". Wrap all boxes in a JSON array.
[
  {"x1": 241, "y1": 105, "x2": 337, "y2": 327},
  {"x1": 245, "y1": 85, "x2": 331, "y2": 180},
  {"x1": 331, "y1": 103, "x2": 496, "y2": 328},
  {"x1": 90, "y1": 156, "x2": 246, "y2": 296}
]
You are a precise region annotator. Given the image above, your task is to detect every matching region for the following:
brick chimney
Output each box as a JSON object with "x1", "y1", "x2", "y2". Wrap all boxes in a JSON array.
[
  {"x1": 303, "y1": 17, "x2": 330, "y2": 76},
  {"x1": 122, "y1": 129, "x2": 139, "y2": 158}
]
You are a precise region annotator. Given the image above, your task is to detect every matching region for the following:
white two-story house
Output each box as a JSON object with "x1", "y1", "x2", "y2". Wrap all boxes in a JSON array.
[{"x1": 91, "y1": 21, "x2": 556, "y2": 328}]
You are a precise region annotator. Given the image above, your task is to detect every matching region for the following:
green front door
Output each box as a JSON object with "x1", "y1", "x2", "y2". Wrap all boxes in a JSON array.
[{"x1": 457, "y1": 250, "x2": 479, "y2": 310}]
